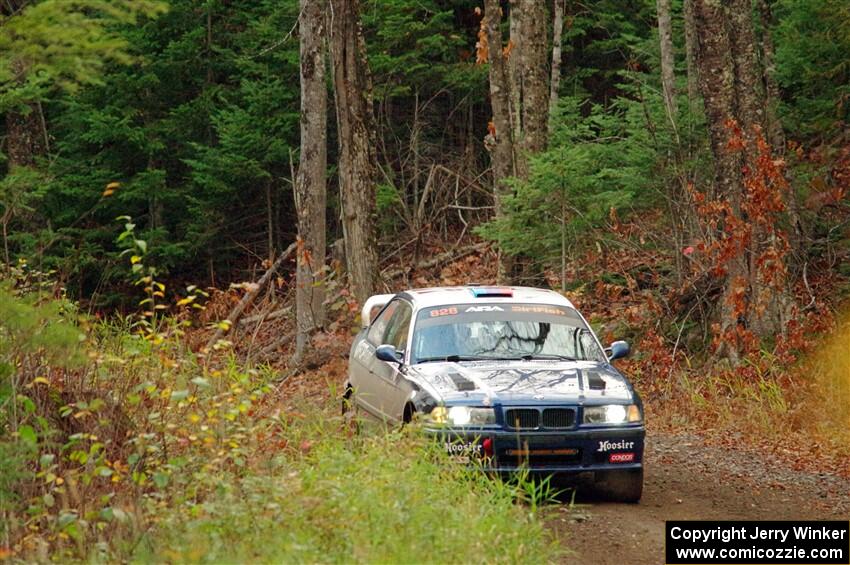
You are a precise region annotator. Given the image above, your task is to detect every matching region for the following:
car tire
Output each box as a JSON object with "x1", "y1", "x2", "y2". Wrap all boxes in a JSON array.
[{"x1": 595, "y1": 468, "x2": 643, "y2": 503}]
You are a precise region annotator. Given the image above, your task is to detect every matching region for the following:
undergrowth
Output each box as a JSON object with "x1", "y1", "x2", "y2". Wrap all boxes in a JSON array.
[
  {"x1": 140, "y1": 421, "x2": 555, "y2": 563},
  {"x1": 0, "y1": 273, "x2": 556, "y2": 562}
]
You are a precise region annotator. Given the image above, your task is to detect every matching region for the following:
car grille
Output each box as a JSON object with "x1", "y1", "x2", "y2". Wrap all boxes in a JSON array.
[
  {"x1": 504, "y1": 409, "x2": 539, "y2": 429},
  {"x1": 542, "y1": 408, "x2": 575, "y2": 428},
  {"x1": 504, "y1": 407, "x2": 576, "y2": 430}
]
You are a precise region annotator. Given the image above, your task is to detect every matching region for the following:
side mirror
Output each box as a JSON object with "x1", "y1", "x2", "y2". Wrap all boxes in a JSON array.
[
  {"x1": 375, "y1": 344, "x2": 403, "y2": 365},
  {"x1": 606, "y1": 340, "x2": 630, "y2": 361}
]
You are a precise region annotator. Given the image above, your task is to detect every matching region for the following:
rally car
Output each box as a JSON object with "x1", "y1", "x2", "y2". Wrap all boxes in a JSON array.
[{"x1": 343, "y1": 285, "x2": 645, "y2": 502}]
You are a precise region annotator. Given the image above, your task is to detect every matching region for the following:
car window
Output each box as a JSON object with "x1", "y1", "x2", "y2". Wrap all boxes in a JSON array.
[
  {"x1": 384, "y1": 301, "x2": 413, "y2": 351},
  {"x1": 411, "y1": 303, "x2": 605, "y2": 363},
  {"x1": 367, "y1": 300, "x2": 399, "y2": 345}
]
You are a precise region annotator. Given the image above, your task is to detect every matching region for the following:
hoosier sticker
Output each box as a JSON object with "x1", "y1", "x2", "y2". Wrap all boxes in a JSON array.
[{"x1": 597, "y1": 439, "x2": 635, "y2": 452}]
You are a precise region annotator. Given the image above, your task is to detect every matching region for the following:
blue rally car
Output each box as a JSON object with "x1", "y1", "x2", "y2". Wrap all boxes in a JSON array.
[{"x1": 344, "y1": 285, "x2": 645, "y2": 502}]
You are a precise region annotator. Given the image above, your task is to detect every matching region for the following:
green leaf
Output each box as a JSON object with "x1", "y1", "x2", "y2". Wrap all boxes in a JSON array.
[
  {"x1": 40, "y1": 453, "x2": 55, "y2": 468},
  {"x1": 153, "y1": 472, "x2": 169, "y2": 488},
  {"x1": 112, "y1": 507, "x2": 129, "y2": 523},
  {"x1": 170, "y1": 389, "x2": 189, "y2": 402},
  {"x1": 18, "y1": 424, "x2": 37, "y2": 446},
  {"x1": 58, "y1": 511, "x2": 77, "y2": 529},
  {"x1": 190, "y1": 377, "x2": 210, "y2": 388}
]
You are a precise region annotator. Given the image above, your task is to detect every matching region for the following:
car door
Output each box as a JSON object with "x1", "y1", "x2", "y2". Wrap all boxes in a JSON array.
[
  {"x1": 371, "y1": 300, "x2": 414, "y2": 422},
  {"x1": 351, "y1": 300, "x2": 399, "y2": 418}
]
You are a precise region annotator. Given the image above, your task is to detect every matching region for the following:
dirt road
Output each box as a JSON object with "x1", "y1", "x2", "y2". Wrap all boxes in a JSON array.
[{"x1": 549, "y1": 432, "x2": 850, "y2": 564}]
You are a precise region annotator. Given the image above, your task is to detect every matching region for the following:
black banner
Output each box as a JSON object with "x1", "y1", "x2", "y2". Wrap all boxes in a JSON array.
[{"x1": 666, "y1": 521, "x2": 849, "y2": 564}]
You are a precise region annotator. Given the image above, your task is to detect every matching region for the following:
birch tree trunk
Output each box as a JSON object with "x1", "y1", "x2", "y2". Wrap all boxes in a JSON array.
[
  {"x1": 548, "y1": 0, "x2": 566, "y2": 134},
  {"x1": 329, "y1": 0, "x2": 379, "y2": 305},
  {"x1": 294, "y1": 0, "x2": 328, "y2": 359},
  {"x1": 656, "y1": 0, "x2": 678, "y2": 128}
]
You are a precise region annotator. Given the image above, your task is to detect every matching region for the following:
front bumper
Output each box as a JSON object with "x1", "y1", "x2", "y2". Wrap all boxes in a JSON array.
[{"x1": 427, "y1": 425, "x2": 645, "y2": 475}]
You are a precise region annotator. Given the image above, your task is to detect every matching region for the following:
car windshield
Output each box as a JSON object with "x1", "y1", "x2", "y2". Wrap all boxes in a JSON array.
[{"x1": 411, "y1": 303, "x2": 606, "y2": 364}]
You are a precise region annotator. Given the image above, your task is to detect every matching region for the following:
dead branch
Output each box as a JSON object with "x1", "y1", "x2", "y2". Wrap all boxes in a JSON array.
[
  {"x1": 238, "y1": 305, "x2": 293, "y2": 326},
  {"x1": 380, "y1": 242, "x2": 490, "y2": 280},
  {"x1": 205, "y1": 242, "x2": 296, "y2": 351}
]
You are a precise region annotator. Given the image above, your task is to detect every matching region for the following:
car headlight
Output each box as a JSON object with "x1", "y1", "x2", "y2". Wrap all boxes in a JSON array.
[
  {"x1": 427, "y1": 406, "x2": 496, "y2": 427},
  {"x1": 583, "y1": 404, "x2": 641, "y2": 425}
]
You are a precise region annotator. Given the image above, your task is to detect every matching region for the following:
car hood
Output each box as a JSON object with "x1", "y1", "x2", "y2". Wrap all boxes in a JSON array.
[{"x1": 407, "y1": 360, "x2": 633, "y2": 405}]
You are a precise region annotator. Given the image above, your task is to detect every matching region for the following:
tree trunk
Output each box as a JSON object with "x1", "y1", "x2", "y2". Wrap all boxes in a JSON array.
[
  {"x1": 519, "y1": 0, "x2": 549, "y2": 154},
  {"x1": 548, "y1": 0, "x2": 565, "y2": 134},
  {"x1": 693, "y1": 0, "x2": 746, "y2": 362},
  {"x1": 726, "y1": 0, "x2": 792, "y2": 338},
  {"x1": 693, "y1": 0, "x2": 793, "y2": 359},
  {"x1": 727, "y1": 0, "x2": 764, "y2": 140},
  {"x1": 508, "y1": 0, "x2": 523, "y2": 152},
  {"x1": 294, "y1": 0, "x2": 328, "y2": 360},
  {"x1": 757, "y1": 0, "x2": 784, "y2": 153},
  {"x1": 4, "y1": 107, "x2": 45, "y2": 168},
  {"x1": 683, "y1": 0, "x2": 700, "y2": 108},
  {"x1": 693, "y1": 0, "x2": 740, "y2": 202},
  {"x1": 656, "y1": 0, "x2": 678, "y2": 128},
  {"x1": 483, "y1": 0, "x2": 518, "y2": 283},
  {"x1": 757, "y1": 0, "x2": 803, "y2": 257},
  {"x1": 329, "y1": 0, "x2": 379, "y2": 305}
]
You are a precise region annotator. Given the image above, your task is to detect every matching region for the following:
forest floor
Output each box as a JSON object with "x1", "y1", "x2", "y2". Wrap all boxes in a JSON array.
[{"x1": 550, "y1": 432, "x2": 850, "y2": 564}]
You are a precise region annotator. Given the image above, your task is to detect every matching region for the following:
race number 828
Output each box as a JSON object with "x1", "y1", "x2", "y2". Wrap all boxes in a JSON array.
[{"x1": 430, "y1": 307, "x2": 458, "y2": 317}]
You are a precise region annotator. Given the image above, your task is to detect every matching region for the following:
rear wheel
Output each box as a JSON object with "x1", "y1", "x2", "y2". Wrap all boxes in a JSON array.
[{"x1": 595, "y1": 468, "x2": 643, "y2": 503}]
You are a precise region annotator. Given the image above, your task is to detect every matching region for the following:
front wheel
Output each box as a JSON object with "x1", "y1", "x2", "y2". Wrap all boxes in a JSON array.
[{"x1": 595, "y1": 468, "x2": 643, "y2": 503}]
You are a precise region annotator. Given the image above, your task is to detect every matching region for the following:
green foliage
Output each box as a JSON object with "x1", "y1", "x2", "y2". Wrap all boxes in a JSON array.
[
  {"x1": 364, "y1": 0, "x2": 485, "y2": 100},
  {"x1": 478, "y1": 86, "x2": 686, "y2": 264},
  {"x1": 0, "y1": 0, "x2": 167, "y2": 111},
  {"x1": 9, "y1": 0, "x2": 304, "y2": 301},
  {"x1": 0, "y1": 271, "x2": 555, "y2": 561},
  {"x1": 142, "y1": 421, "x2": 556, "y2": 563},
  {"x1": 775, "y1": 0, "x2": 850, "y2": 140},
  {"x1": 557, "y1": 0, "x2": 656, "y2": 103},
  {"x1": 0, "y1": 279, "x2": 84, "y2": 534},
  {"x1": 0, "y1": 282, "x2": 84, "y2": 377}
]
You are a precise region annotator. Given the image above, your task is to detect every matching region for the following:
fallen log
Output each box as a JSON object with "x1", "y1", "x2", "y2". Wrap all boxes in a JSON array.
[
  {"x1": 205, "y1": 242, "x2": 296, "y2": 351},
  {"x1": 238, "y1": 305, "x2": 293, "y2": 326},
  {"x1": 380, "y1": 241, "x2": 490, "y2": 280}
]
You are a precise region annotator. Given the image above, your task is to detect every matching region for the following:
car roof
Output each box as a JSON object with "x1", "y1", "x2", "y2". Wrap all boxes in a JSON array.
[{"x1": 398, "y1": 285, "x2": 576, "y2": 309}]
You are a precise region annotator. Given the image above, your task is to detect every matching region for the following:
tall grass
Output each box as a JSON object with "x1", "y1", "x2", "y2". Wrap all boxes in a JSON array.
[
  {"x1": 1, "y1": 281, "x2": 556, "y2": 562},
  {"x1": 138, "y1": 418, "x2": 556, "y2": 564},
  {"x1": 805, "y1": 312, "x2": 850, "y2": 446},
  {"x1": 655, "y1": 309, "x2": 850, "y2": 464}
]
